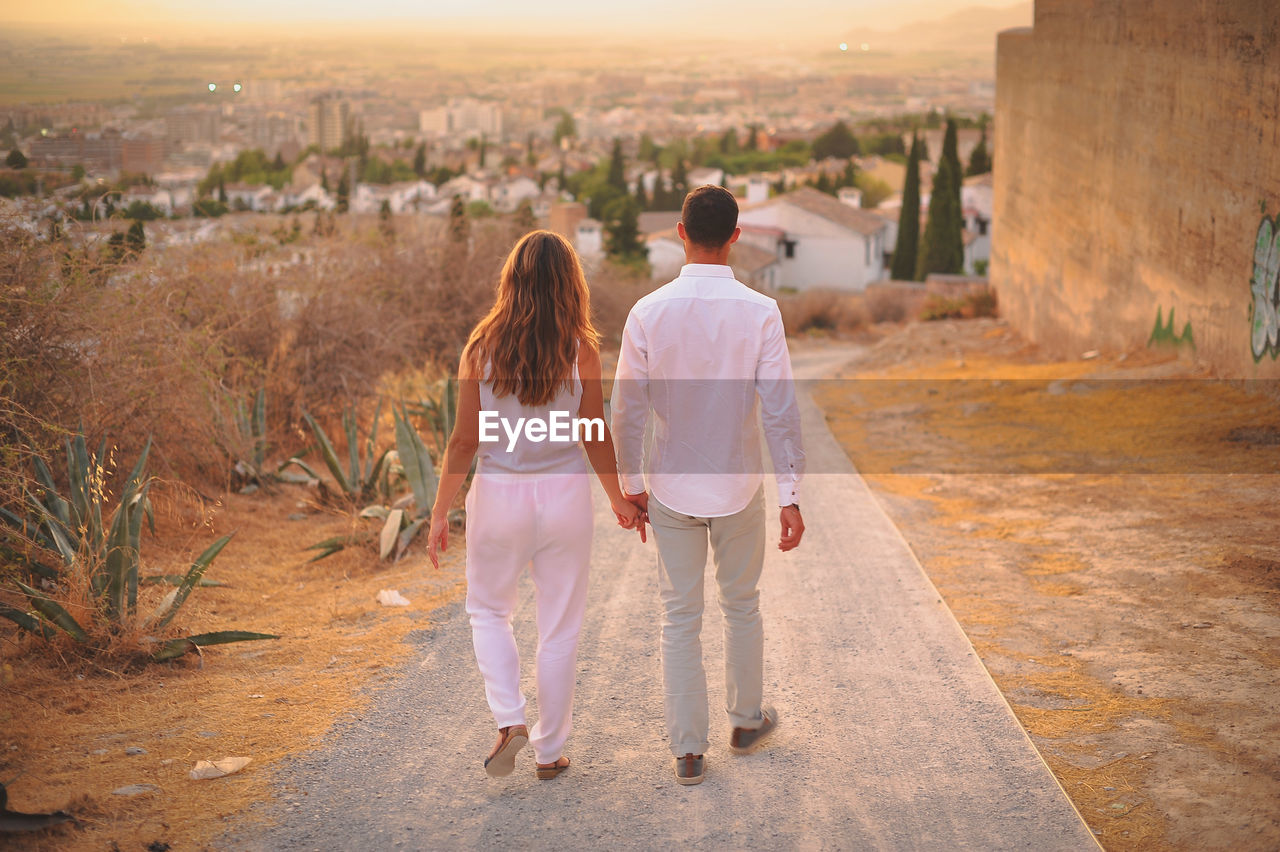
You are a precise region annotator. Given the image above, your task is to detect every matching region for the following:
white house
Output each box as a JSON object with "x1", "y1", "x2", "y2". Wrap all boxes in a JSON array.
[
  {"x1": 575, "y1": 218, "x2": 603, "y2": 257},
  {"x1": 646, "y1": 229, "x2": 685, "y2": 281},
  {"x1": 736, "y1": 187, "x2": 889, "y2": 291},
  {"x1": 961, "y1": 172, "x2": 993, "y2": 274},
  {"x1": 224, "y1": 183, "x2": 274, "y2": 212},
  {"x1": 688, "y1": 166, "x2": 725, "y2": 189},
  {"x1": 491, "y1": 175, "x2": 540, "y2": 213}
]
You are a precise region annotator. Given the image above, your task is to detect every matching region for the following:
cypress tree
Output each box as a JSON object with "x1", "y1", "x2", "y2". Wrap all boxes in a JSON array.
[
  {"x1": 413, "y1": 143, "x2": 426, "y2": 177},
  {"x1": 891, "y1": 133, "x2": 922, "y2": 281},
  {"x1": 966, "y1": 128, "x2": 991, "y2": 176},
  {"x1": 634, "y1": 176, "x2": 648, "y2": 211},
  {"x1": 941, "y1": 118, "x2": 962, "y2": 211},
  {"x1": 607, "y1": 138, "x2": 627, "y2": 192},
  {"x1": 448, "y1": 194, "x2": 468, "y2": 243},
  {"x1": 604, "y1": 196, "x2": 644, "y2": 262},
  {"x1": 671, "y1": 158, "x2": 688, "y2": 200},
  {"x1": 916, "y1": 152, "x2": 964, "y2": 278}
]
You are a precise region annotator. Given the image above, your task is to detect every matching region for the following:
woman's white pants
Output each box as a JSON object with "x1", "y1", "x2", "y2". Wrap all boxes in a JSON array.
[{"x1": 464, "y1": 472, "x2": 593, "y2": 765}]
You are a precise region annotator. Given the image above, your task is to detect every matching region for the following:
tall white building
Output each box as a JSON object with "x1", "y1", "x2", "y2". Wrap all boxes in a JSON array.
[
  {"x1": 419, "y1": 99, "x2": 503, "y2": 140},
  {"x1": 308, "y1": 96, "x2": 348, "y2": 152}
]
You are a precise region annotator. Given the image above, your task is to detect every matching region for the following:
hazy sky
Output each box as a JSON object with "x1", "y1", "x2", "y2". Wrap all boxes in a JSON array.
[{"x1": 8, "y1": 0, "x2": 1022, "y2": 39}]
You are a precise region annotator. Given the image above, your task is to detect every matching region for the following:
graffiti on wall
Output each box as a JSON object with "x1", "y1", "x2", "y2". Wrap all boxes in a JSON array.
[
  {"x1": 1251, "y1": 214, "x2": 1280, "y2": 361},
  {"x1": 1149, "y1": 306, "x2": 1194, "y2": 349}
]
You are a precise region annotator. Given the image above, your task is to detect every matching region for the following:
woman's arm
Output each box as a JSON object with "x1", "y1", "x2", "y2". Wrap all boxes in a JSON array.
[
  {"x1": 578, "y1": 344, "x2": 642, "y2": 536},
  {"x1": 426, "y1": 355, "x2": 482, "y2": 569}
]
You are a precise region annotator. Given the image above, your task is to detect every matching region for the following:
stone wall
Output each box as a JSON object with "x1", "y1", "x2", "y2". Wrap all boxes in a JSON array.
[{"x1": 993, "y1": 0, "x2": 1280, "y2": 376}]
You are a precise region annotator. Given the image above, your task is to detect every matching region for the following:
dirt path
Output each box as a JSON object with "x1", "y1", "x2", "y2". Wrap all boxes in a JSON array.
[{"x1": 225, "y1": 339, "x2": 1096, "y2": 850}]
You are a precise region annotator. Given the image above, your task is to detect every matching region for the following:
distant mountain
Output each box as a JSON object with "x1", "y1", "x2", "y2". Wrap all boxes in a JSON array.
[{"x1": 843, "y1": 2, "x2": 1033, "y2": 54}]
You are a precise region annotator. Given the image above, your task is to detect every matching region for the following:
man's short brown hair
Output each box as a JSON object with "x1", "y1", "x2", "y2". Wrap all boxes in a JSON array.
[{"x1": 681, "y1": 185, "x2": 739, "y2": 248}]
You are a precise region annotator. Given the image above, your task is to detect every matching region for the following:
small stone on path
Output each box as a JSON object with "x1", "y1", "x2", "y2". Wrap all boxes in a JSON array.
[{"x1": 112, "y1": 784, "x2": 158, "y2": 796}]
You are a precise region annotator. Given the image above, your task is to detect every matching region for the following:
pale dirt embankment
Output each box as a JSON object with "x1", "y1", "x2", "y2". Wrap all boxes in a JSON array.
[{"x1": 816, "y1": 318, "x2": 1280, "y2": 850}]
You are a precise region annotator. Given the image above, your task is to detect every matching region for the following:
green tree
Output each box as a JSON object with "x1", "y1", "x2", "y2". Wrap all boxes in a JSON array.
[
  {"x1": 514, "y1": 198, "x2": 537, "y2": 232},
  {"x1": 633, "y1": 176, "x2": 648, "y2": 211},
  {"x1": 837, "y1": 159, "x2": 858, "y2": 190},
  {"x1": 413, "y1": 143, "x2": 427, "y2": 177},
  {"x1": 812, "y1": 121, "x2": 859, "y2": 160},
  {"x1": 272, "y1": 151, "x2": 286, "y2": 171},
  {"x1": 745, "y1": 124, "x2": 760, "y2": 152},
  {"x1": 217, "y1": 177, "x2": 227, "y2": 204},
  {"x1": 720, "y1": 128, "x2": 739, "y2": 155},
  {"x1": 670, "y1": 158, "x2": 688, "y2": 200},
  {"x1": 126, "y1": 219, "x2": 146, "y2": 255},
  {"x1": 917, "y1": 146, "x2": 964, "y2": 279},
  {"x1": 526, "y1": 133, "x2": 536, "y2": 167},
  {"x1": 638, "y1": 133, "x2": 659, "y2": 163},
  {"x1": 321, "y1": 168, "x2": 330, "y2": 192},
  {"x1": 478, "y1": 134, "x2": 487, "y2": 169},
  {"x1": 603, "y1": 195, "x2": 644, "y2": 262},
  {"x1": 891, "y1": 133, "x2": 922, "y2": 281},
  {"x1": 607, "y1": 138, "x2": 627, "y2": 192},
  {"x1": 71, "y1": 164, "x2": 85, "y2": 182},
  {"x1": 336, "y1": 170, "x2": 349, "y2": 213},
  {"x1": 124, "y1": 200, "x2": 160, "y2": 221},
  {"x1": 941, "y1": 119, "x2": 962, "y2": 211},
  {"x1": 5, "y1": 148, "x2": 27, "y2": 169},
  {"x1": 966, "y1": 128, "x2": 991, "y2": 176},
  {"x1": 448, "y1": 194, "x2": 468, "y2": 243},
  {"x1": 553, "y1": 110, "x2": 576, "y2": 144},
  {"x1": 814, "y1": 172, "x2": 833, "y2": 195},
  {"x1": 379, "y1": 199, "x2": 395, "y2": 241}
]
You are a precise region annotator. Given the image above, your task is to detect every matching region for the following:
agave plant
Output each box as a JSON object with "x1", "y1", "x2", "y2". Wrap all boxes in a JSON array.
[
  {"x1": 0, "y1": 432, "x2": 277, "y2": 662},
  {"x1": 230, "y1": 388, "x2": 270, "y2": 489},
  {"x1": 405, "y1": 377, "x2": 458, "y2": 459},
  {"x1": 283, "y1": 401, "x2": 392, "y2": 505},
  {"x1": 305, "y1": 404, "x2": 440, "y2": 563}
]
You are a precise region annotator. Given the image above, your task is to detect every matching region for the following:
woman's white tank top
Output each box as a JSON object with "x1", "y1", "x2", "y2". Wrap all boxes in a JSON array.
[{"x1": 476, "y1": 354, "x2": 587, "y2": 476}]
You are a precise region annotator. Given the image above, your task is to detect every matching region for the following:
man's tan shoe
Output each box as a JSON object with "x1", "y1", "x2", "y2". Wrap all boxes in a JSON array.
[
  {"x1": 729, "y1": 704, "x2": 778, "y2": 754},
  {"x1": 675, "y1": 753, "x2": 704, "y2": 785}
]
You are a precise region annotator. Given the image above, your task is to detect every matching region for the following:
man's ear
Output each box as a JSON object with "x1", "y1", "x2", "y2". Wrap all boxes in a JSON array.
[
  {"x1": 677, "y1": 221, "x2": 687, "y2": 242},
  {"x1": 728, "y1": 226, "x2": 741, "y2": 245}
]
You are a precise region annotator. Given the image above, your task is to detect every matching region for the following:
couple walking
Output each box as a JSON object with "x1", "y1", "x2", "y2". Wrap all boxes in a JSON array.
[{"x1": 426, "y1": 185, "x2": 806, "y2": 786}]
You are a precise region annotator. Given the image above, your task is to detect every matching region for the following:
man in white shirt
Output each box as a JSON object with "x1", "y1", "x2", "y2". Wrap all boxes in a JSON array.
[{"x1": 611, "y1": 185, "x2": 806, "y2": 786}]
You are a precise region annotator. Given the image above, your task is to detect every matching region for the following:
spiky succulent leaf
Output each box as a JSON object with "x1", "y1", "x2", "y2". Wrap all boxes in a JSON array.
[
  {"x1": 153, "y1": 533, "x2": 233, "y2": 629},
  {"x1": 301, "y1": 411, "x2": 352, "y2": 495},
  {"x1": 15, "y1": 581, "x2": 88, "y2": 642},
  {"x1": 151, "y1": 630, "x2": 279, "y2": 662}
]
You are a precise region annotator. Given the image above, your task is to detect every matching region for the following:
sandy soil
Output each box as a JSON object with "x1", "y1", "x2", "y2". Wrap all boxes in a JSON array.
[
  {"x1": 0, "y1": 488, "x2": 468, "y2": 851},
  {"x1": 816, "y1": 318, "x2": 1280, "y2": 851}
]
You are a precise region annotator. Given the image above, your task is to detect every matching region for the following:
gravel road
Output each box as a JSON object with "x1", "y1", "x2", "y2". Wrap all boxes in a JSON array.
[{"x1": 226, "y1": 342, "x2": 1098, "y2": 851}]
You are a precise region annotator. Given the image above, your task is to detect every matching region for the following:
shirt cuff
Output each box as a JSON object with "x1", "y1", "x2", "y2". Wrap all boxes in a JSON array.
[
  {"x1": 622, "y1": 473, "x2": 647, "y2": 497},
  {"x1": 777, "y1": 482, "x2": 799, "y2": 507}
]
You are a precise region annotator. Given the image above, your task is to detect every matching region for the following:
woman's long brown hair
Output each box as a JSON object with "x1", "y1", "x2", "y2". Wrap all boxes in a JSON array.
[{"x1": 463, "y1": 230, "x2": 600, "y2": 406}]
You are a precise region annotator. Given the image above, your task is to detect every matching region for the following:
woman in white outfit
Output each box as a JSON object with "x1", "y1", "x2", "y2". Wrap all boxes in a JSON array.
[{"x1": 427, "y1": 230, "x2": 641, "y2": 780}]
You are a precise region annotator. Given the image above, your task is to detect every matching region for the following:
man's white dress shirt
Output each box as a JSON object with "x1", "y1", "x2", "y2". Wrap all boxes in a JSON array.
[{"x1": 611, "y1": 263, "x2": 804, "y2": 518}]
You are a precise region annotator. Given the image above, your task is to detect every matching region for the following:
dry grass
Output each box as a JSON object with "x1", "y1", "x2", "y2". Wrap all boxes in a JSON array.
[
  {"x1": 816, "y1": 319, "x2": 1280, "y2": 850},
  {"x1": 0, "y1": 487, "x2": 467, "y2": 851},
  {"x1": 777, "y1": 289, "x2": 871, "y2": 337}
]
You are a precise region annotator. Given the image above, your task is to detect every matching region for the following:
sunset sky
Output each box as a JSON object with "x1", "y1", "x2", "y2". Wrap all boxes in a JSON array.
[{"x1": 7, "y1": 0, "x2": 1031, "y2": 39}]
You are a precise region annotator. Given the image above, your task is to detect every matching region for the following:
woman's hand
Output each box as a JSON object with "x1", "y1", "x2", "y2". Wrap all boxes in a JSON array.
[
  {"x1": 426, "y1": 512, "x2": 449, "y2": 570},
  {"x1": 612, "y1": 497, "x2": 639, "y2": 530}
]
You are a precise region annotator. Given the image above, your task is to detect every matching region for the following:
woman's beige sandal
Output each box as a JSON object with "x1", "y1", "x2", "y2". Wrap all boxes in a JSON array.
[
  {"x1": 484, "y1": 725, "x2": 528, "y2": 778},
  {"x1": 536, "y1": 756, "x2": 570, "y2": 780}
]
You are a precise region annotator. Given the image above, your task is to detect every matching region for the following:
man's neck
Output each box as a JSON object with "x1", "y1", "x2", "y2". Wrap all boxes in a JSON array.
[{"x1": 684, "y1": 248, "x2": 732, "y2": 266}]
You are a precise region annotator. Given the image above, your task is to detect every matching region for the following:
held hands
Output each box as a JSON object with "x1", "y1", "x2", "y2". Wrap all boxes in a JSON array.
[
  {"x1": 778, "y1": 505, "x2": 805, "y2": 552},
  {"x1": 426, "y1": 512, "x2": 449, "y2": 570},
  {"x1": 622, "y1": 491, "x2": 649, "y2": 543}
]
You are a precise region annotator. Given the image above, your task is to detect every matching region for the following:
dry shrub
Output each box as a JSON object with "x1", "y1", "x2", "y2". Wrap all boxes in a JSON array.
[
  {"x1": 586, "y1": 259, "x2": 658, "y2": 346},
  {"x1": 865, "y1": 286, "x2": 917, "y2": 323},
  {"x1": 0, "y1": 211, "x2": 536, "y2": 492},
  {"x1": 920, "y1": 289, "x2": 1000, "y2": 322},
  {"x1": 777, "y1": 289, "x2": 870, "y2": 337}
]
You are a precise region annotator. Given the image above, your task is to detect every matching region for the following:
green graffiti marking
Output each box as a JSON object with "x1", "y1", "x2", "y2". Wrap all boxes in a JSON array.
[
  {"x1": 1149, "y1": 306, "x2": 1194, "y2": 349},
  {"x1": 1250, "y1": 215, "x2": 1280, "y2": 361}
]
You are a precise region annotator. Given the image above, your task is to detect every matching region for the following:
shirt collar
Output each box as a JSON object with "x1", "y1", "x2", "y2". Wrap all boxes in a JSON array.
[{"x1": 679, "y1": 263, "x2": 735, "y2": 278}]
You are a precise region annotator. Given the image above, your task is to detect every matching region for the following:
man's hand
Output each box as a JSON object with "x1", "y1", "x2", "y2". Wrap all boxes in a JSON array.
[
  {"x1": 626, "y1": 491, "x2": 649, "y2": 543},
  {"x1": 778, "y1": 505, "x2": 804, "y2": 552}
]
